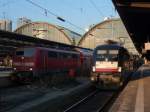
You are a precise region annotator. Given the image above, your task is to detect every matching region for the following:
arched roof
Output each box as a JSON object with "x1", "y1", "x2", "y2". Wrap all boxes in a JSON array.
[
  {"x1": 78, "y1": 18, "x2": 119, "y2": 45},
  {"x1": 14, "y1": 22, "x2": 79, "y2": 45},
  {"x1": 78, "y1": 18, "x2": 138, "y2": 54}
]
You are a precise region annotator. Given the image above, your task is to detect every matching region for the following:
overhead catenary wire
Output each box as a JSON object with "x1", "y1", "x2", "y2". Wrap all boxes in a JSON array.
[
  {"x1": 0, "y1": 0, "x2": 17, "y2": 8},
  {"x1": 25, "y1": 0, "x2": 85, "y2": 32},
  {"x1": 89, "y1": 0, "x2": 104, "y2": 18},
  {"x1": 26, "y1": 0, "x2": 57, "y2": 17},
  {"x1": 107, "y1": 0, "x2": 116, "y2": 17}
]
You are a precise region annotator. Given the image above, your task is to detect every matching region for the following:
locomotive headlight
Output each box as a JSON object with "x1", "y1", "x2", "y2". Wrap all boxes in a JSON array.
[
  {"x1": 91, "y1": 77, "x2": 95, "y2": 81},
  {"x1": 118, "y1": 67, "x2": 122, "y2": 72},
  {"x1": 92, "y1": 66, "x2": 95, "y2": 72},
  {"x1": 29, "y1": 68, "x2": 33, "y2": 71},
  {"x1": 21, "y1": 56, "x2": 24, "y2": 60}
]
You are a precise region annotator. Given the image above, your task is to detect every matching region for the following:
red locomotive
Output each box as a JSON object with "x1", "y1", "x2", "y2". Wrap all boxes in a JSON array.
[{"x1": 12, "y1": 46, "x2": 92, "y2": 82}]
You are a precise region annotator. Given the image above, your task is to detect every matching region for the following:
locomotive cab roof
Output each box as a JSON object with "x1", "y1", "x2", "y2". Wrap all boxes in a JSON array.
[
  {"x1": 95, "y1": 44, "x2": 124, "y2": 50},
  {"x1": 94, "y1": 44, "x2": 130, "y2": 55}
]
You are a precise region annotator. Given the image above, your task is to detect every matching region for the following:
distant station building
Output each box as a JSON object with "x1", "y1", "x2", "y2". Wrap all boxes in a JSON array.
[
  {"x1": 17, "y1": 17, "x2": 32, "y2": 28},
  {"x1": 78, "y1": 18, "x2": 138, "y2": 54},
  {"x1": 14, "y1": 22, "x2": 81, "y2": 45},
  {"x1": 0, "y1": 20, "x2": 12, "y2": 31}
]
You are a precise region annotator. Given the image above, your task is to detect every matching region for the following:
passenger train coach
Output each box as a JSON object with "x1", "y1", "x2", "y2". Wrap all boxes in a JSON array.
[
  {"x1": 91, "y1": 44, "x2": 132, "y2": 89},
  {"x1": 11, "y1": 46, "x2": 92, "y2": 83}
]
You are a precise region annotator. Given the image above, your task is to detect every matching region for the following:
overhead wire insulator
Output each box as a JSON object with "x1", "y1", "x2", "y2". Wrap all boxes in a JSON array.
[
  {"x1": 45, "y1": 9, "x2": 47, "y2": 16},
  {"x1": 57, "y1": 17, "x2": 65, "y2": 22},
  {"x1": 26, "y1": 0, "x2": 85, "y2": 31}
]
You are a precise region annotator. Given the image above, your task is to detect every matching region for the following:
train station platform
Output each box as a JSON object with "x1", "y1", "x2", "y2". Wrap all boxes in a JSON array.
[{"x1": 109, "y1": 64, "x2": 150, "y2": 112}]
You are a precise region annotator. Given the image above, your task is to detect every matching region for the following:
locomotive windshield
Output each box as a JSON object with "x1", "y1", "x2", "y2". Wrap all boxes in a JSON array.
[
  {"x1": 16, "y1": 48, "x2": 35, "y2": 57},
  {"x1": 96, "y1": 49, "x2": 118, "y2": 61}
]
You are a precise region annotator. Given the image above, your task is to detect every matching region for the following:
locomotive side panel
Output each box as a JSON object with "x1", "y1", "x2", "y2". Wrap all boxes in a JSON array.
[{"x1": 12, "y1": 46, "x2": 90, "y2": 83}]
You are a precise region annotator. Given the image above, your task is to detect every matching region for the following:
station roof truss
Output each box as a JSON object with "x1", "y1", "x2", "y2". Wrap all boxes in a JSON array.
[
  {"x1": 112, "y1": 1, "x2": 150, "y2": 53},
  {"x1": 0, "y1": 30, "x2": 92, "y2": 57}
]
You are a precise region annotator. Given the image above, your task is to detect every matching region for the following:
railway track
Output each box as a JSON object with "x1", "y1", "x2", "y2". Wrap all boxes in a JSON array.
[
  {"x1": 63, "y1": 72, "x2": 131, "y2": 112},
  {"x1": 63, "y1": 90, "x2": 116, "y2": 112}
]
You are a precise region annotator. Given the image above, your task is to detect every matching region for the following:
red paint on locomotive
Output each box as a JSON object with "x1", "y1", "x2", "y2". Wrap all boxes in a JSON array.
[{"x1": 95, "y1": 68, "x2": 119, "y2": 73}]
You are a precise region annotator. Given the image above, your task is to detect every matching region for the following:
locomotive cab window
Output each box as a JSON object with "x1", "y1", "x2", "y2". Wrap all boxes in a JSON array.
[
  {"x1": 96, "y1": 49, "x2": 118, "y2": 61},
  {"x1": 16, "y1": 48, "x2": 35, "y2": 57},
  {"x1": 97, "y1": 50, "x2": 107, "y2": 54},
  {"x1": 108, "y1": 50, "x2": 118, "y2": 61},
  {"x1": 96, "y1": 50, "x2": 107, "y2": 61}
]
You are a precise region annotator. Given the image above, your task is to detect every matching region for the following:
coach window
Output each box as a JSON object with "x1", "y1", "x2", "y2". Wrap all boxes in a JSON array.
[
  {"x1": 48, "y1": 51, "x2": 58, "y2": 58},
  {"x1": 16, "y1": 51, "x2": 24, "y2": 56},
  {"x1": 63, "y1": 53, "x2": 68, "y2": 58},
  {"x1": 66, "y1": 53, "x2": 72, "y2": 59},
  {"x1": 58, "y1": 52, "x2": 63, "y2": 59},
  {"x1": 67, "y1": 54, "x2": 72, "y2": 59},
  {"x1": 72, "y1": 54, "x2": 78, "y2": 59}
]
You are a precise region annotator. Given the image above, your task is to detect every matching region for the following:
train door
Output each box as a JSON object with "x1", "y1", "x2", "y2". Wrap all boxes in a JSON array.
[{"x1": 40, "y1": 50, "x2": 47, "y2": 74}]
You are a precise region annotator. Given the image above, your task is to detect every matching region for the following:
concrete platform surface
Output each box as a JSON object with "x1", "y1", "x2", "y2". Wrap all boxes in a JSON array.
[{"x1": 109, "y1": 64, "x2": 150, "y2": 112}]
